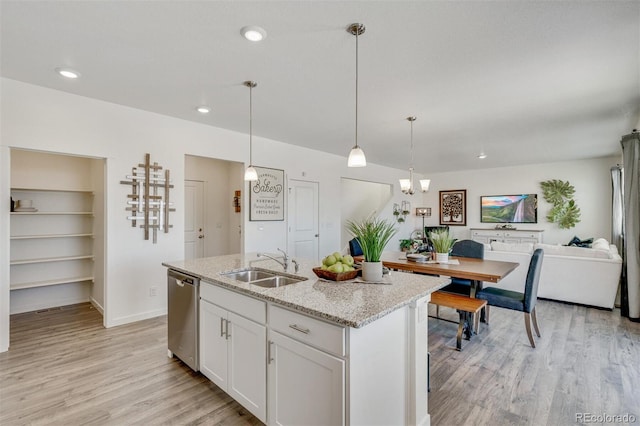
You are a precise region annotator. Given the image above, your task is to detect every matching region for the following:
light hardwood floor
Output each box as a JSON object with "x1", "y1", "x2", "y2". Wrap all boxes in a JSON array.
[{"x1": 0, "y1": 300, "x2": 638, "y2": 426}]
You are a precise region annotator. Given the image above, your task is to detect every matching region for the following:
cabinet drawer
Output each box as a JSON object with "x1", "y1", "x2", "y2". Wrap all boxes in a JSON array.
[
  {"x1": 269, "y1": 305, "x2": 345, "y2": 356},
  {"x1": 472, "y1": 230, "x2": 502, "y2": 237},
  {"x1": 201, "y1": 282, "x2": 266, "y2": 324}
]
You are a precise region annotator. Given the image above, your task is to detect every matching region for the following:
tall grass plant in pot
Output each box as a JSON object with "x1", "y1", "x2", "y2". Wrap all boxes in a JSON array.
[
  {"x1": 429, "y1": 229, "x2": 456, "y2": 263},
  {"x1": 346, "y1": 217, "x2": 397, "y2": 281}
]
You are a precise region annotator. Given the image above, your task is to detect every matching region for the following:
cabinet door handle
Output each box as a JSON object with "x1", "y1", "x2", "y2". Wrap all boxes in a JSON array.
[
  {"x1": 289, "y1": 324, "x2": 310, "y2": 334},
  {"x1": 220, "y1": 318, "x2": 225, "y2": 337},
  {"x1": 225, "y1": 319, "x2": 230, "y2": 340},
  {"x1": 267, "y1": 341, "x2": 274, "y2": 364}
]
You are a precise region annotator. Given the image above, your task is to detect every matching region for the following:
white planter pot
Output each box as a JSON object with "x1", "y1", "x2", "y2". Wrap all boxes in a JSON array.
[
  {"x1": 362, "y1": 261, "x2": 383, "y2": 282},
  {"x1": 436, "y1": 252, "x2": 449, "y2": 263}
]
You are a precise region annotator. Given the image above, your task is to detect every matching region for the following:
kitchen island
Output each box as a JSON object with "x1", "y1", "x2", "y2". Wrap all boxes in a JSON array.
[{"x1": 163, "y1": 253, "x2": 450, "y2": 426}]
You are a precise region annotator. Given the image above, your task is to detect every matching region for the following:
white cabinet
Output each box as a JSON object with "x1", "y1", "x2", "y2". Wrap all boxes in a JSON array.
[
  {"x1": 268, "y1": 330, "x2": 345, "y2": 426},
  {"x1": 267, "y1": 304, "x2": 346, "y2": 425},
  {"x1": 199, "y1": 283, "x2": 266, "y2": 422},
  {"x1": 470, "y1": 228, "x2": 543, "y2": 244},
  {"x1": 10, "y1": 188, "x2": 94, "y2": 290}
]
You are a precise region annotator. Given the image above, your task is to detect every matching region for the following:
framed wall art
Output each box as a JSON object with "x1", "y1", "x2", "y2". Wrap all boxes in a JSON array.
[
  {"x1": 249, "y1": 166, "x2": 285, "y2": 221},
  {"x1": 439, "y1": 189, "x2": 467, "y2": 226}
]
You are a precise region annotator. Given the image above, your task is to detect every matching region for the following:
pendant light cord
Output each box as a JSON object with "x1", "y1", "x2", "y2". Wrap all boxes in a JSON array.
[
  {"x1": 249, "y1": 84, "x2": 253, "y2": 166},
  {"x1": 355, "y1": 28, "x2": 359, "y2": 149}
]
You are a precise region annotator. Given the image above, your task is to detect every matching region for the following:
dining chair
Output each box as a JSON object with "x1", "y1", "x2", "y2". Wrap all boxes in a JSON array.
[
  {"x1": 436, "y1": 239, "x2": 484, "y2": 319},
  {"x1": 475, "y1": 248, "x2": 544, "y2": 348},
  {"x1": 348, "y1": 238, "x2": 363, "y2": 256}
]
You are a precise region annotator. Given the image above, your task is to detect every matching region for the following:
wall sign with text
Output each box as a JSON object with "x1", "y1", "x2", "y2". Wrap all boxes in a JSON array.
[{"x1": 250, "y1": 166, "x2": 285, "y2": 221}]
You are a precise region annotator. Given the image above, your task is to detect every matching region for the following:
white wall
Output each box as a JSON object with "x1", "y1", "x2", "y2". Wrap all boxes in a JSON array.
[
  {"x1": 0, "y1": 78, "x2": 622, "y2": 353},
  {"x1": 0, "y1": 78, "x2": 415, "y2": 352},
  {"x1": 419, "y1": 157, "x2": 621, "y2": 244}
]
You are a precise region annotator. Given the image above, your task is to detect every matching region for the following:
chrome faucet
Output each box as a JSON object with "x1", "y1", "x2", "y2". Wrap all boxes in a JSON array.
[
  {"x1": 291, "y1": 258, "x2": 300, "y2": 273},
  {"x1": 257, "y1": 249, "x2": 289, "y2": 272}
]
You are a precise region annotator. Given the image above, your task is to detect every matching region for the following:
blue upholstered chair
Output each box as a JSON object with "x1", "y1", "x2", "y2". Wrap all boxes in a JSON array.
[
  {"x1": 440, "y1": 239, "x2": 484, "y2": 296},
  {"x1": 475, "y1": 248, "x2": 544, "y2": 348},
  {"x1": 436, "y1": 239, "x2": 484, "y2": 320},
  {"x1": 348, "y1": 238, "x2": 363, "y2": 257}
]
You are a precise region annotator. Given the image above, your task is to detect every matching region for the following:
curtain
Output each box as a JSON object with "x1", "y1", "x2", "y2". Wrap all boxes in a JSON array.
[
  {"x1": 611, "y1": 166, "x2": 626, "y2": 313},
  {"x1": 621, "y1": 131, "x2": 640, "y2": 321}
]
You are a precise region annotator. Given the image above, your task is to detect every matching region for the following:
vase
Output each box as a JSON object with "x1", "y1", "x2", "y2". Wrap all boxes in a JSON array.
[
  {"x1": 436, "y1": 252, "x2": 449, "y2": 263},
  {"x1": 362, "y1": 261, "x2": 383, "y2": 282}
]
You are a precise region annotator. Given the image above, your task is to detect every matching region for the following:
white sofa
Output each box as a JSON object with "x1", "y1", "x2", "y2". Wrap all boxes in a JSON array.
[{"x1": 482, "y1": 239, "x2": 622, "y2": 309}]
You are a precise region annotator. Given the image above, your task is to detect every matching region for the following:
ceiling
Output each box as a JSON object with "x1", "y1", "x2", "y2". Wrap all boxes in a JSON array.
[{"x1": 1, "y1": 1, "x2": 639, "y2": 173}]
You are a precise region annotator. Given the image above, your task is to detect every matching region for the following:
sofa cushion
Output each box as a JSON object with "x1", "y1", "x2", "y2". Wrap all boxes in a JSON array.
[
  {"x1": 591, "y1": 238, "x2": 610, "y2": 252},
  {"x1": 534, "y1": 243, "x2": 612, "y2": 259},
  {"x1": 490, "y1": 241, "x2": 534, "y2": 254}
]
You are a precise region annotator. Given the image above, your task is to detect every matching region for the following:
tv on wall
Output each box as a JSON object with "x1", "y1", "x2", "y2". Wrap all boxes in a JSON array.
[{"x1": 480, "y1": 194, "x2": 538, "y2": 224}]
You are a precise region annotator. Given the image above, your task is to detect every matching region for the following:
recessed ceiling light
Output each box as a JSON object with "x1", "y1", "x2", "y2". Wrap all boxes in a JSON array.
[
  {"x1": 478, "y1": 152, "x2": 487, "y2": 159},
  {"x1": 241, "y1": 26, "x2": 267, "y2": 42},
  {"x1": 196, "y1": 106, "x2": 211, "y2": 114},
  {"x1": 55, "y1": 67, "x2": 81, "y2": 79}
]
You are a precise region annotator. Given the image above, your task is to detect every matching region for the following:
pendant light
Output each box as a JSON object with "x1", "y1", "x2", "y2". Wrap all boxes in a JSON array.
[
  {"x1": 399, "y1": 117, "x2": 431, "y2": 194},
  {"x1": 400, "y1": 117, "x2": 417, "y2": 194},
  {"x1": 347, "y1": 23, "x2": 367, "y2": 167},
  {"x1": 244, "y1": 80, "x2": 258, "y2": 181}
]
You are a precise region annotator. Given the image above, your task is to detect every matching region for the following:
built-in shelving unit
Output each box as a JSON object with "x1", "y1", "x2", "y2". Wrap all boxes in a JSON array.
[{"x1": 10, "y1": 188, "x2": 95, "y2": 291}]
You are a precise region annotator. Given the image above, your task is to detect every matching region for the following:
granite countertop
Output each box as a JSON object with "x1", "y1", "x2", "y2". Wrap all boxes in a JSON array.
[{"x1": 163, "y1": 253, "x2": 451, "y2": 328}]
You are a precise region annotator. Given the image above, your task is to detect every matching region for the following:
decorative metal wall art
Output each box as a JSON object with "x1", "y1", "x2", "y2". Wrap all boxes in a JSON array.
[
  {"x1": 439, "y1": 189, "x2": 467, "y2": 226},
  {"x1": 120, "y1": 153, "x2": 174, "y2": 243}
]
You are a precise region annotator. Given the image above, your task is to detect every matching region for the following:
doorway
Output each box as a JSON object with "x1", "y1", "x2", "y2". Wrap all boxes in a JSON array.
[
  {"x1": 184, "y1": 180, "x2": 204, "y2": 259},
  {"x1": 287, "y1": 179, "x2": 319, "y2": 261},
  {"x1": 184, "y1": 155, "x2": 243, "y2": 258}
]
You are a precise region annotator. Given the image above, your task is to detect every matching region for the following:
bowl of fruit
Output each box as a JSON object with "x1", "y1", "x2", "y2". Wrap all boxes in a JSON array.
[{"x1": 313, "y1": 252, "x2": 359, "y2": 281}]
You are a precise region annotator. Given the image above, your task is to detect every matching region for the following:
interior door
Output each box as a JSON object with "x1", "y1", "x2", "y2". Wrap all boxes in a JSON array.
[
  {"x1": 287, "y1": 180, "x2": 319, "y2": 261},
  {"x1": 185, "y1": 180, "x2": 204, "y2": 259}
]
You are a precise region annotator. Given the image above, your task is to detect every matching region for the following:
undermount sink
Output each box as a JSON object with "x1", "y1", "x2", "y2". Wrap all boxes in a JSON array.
[
  {"x1": 249, "y1": 275, "x2": 302, "y2": 288},
  {"x1": 223, "y1": 270, "x2": 276, "y2": 282},
  {"x1": 220, "y1": 268, "x2": 306, "y2": 288}
]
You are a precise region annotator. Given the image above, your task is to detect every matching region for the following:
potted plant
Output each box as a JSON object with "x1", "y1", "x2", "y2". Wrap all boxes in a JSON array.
[
  {"x1": 428, "y1": 229, "x2": 456, "y2": 263},
  {"x1": 399, "y1": 239, "x2": 414, "y2": 252},
  {"x1": 346, "y1": 216, "x2": 397, "y2": 281}
]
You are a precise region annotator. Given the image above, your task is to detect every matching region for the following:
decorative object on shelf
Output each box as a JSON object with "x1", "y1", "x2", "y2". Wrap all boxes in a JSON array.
[
  {"x1": 495, "y1": 224, "x2": 516, "y2": 230},
  {"x1": 233, "y1": 190, "x2": 241, "y2": 213},
  {"x1": 120, "y1": 153, "x2": 174, "y2": 243},
  {"x1": 10, "y1": 196, "x2": 15, "y2": 212},
  {"x1": 440, "y1": 189, "x2": 467, "y2": 226},
  {"x1": 243, "y1": 80, "x2": 259, "y2": 181},
  {"x1": 345, "y1": 216, "x2": 397, "y2": 281},
  {"x1": 540, "y1": 179, "x2": 581, "y2": 229},
  {"x1": 428, "y1": 228, "x2": 457, "y2": 263},
  {"x1": 346, "y1": 23, "x2": 367, "y2": 167},
  {"x1": 249, "y1": 166, "x2": 284, "y2": 221}
]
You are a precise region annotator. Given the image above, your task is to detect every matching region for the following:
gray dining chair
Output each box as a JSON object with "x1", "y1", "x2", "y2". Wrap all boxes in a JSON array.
[
  {"x1": 475, "y1": 248, "x2": 544, "y2": 348},
  {"x1": 436, "y1": 239, "x2": 484, "y2": 318}
]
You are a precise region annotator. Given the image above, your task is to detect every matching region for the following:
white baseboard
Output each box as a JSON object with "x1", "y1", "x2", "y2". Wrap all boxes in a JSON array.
[
  {"x1": 10, "y1": 295, "x2": 90, "y2": 315},
  {"x1": 89, "y1": 297, "x2": 104, "y2": 315},
  {"x1": 106, "y1": 308, "x2": 167, "y2": 328}
]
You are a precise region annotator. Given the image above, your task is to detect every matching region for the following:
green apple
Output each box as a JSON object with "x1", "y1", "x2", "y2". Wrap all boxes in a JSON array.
[
  {"x1": 330, "y1": 263, "x2": 344, "y2": 273},
  {"x1": 333, "y1": 252, "x2": 342, "y2": 261},
  {"x1": 324, "y1": 255, "x2": 337, "y2": 266},
  {"x1": 342, "y1": 255, "x2": 354, "y2": 266}
]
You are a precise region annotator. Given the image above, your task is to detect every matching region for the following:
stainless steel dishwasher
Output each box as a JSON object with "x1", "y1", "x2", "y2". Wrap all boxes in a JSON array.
[{"x1": 167, "y1": 269, "x2": 199, "y2": 371}]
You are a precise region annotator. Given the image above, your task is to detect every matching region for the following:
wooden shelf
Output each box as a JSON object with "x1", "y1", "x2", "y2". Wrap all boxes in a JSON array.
[
  {"x1": 11, "y1": 233, "x2": 94, "y2": 240},
  {"x1": 11, "y1": 187, "x2": 93, "y2": 194},
  {"x1": 11, "y1": 211, "x2": 93, "y2": 215},
  {"x1": 10, "y1": 276, "x2": 94, "y2": 291},
  {"x1": 10, "y1": 255, "x2": 94, "y2": 265}
]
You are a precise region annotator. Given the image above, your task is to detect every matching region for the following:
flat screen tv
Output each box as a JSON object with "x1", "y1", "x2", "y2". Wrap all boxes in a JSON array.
[{"x1": 480, "y1": 194, "x2": 538, "y2": 224}]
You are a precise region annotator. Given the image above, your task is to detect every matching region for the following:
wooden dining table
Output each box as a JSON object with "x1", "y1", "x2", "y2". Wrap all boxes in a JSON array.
[
  {"x1": 354, "y1": 251, "x2": 520, "y2": 345},
  {"x1": 367, "y1": 251, "x2": 520, "y2": 296}
]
